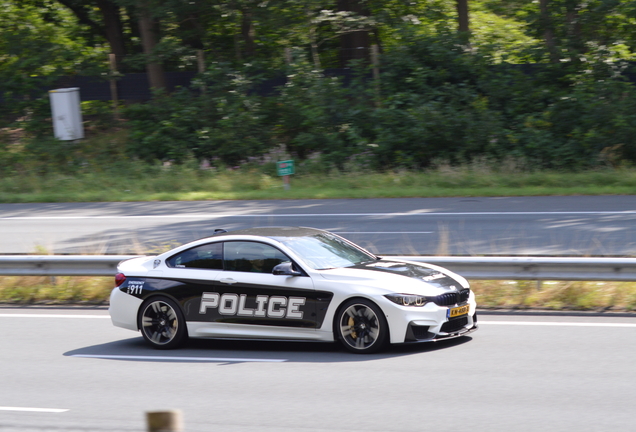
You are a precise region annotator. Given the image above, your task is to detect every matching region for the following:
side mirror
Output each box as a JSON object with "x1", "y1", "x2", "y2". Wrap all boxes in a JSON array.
[{"x1": 272, "y1": 262, "x2": 302, "y2": 276}]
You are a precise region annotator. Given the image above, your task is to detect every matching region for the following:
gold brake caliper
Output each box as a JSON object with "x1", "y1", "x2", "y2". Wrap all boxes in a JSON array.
[{"x1": 348, "y1": 317, "x2": 357, "y2": 339}]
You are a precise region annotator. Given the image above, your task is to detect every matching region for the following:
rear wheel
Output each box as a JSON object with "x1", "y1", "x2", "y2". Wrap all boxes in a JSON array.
[
  {"x1": 335, "y1": 299, "x2": 388, "y2": 354},
  {"x1": 138, "y1": 297, "x2": 187, "y2": 349}
]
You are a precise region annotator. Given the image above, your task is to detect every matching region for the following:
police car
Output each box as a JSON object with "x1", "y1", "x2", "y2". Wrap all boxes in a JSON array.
[{"x1": 109, "y1": 227, "x2": 477, "y2": 353}]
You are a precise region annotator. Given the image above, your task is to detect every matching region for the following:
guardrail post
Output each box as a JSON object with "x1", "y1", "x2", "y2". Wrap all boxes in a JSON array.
[{"x1": 146, "y1": 410, "x2": 183, "y2": 432}]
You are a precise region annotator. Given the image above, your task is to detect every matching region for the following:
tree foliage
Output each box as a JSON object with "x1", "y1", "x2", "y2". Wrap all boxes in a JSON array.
[{"x1": 2, "y1": 0, "x2": 636, "y2": 172}]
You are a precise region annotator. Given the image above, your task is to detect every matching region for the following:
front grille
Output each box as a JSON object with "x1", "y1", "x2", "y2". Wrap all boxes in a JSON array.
[
  {"x1": 431, "y1": 288, "x2": 470, "y2": 306},
  {"x1": 441, "y1": 316, "x2": 468, "y2": 333}
]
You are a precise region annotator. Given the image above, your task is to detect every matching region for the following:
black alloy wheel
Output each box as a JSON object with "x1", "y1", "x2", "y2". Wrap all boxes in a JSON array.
[
  {"x1": 138, "y1": 297, "x2": 187, "y2": 349},
  {"x1": 336, "y1": 299, "x2": 388, "y2": 354}
]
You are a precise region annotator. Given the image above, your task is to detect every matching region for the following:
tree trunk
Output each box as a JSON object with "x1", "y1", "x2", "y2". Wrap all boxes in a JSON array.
[
  {"x1": 337, "y1": 0, "x2": 370, "y2": 67},
  {"x1": 55, "y1": 0, "x2": 104, "y2": 37},
  {"x1": 565, "y1": 1, "x2": 585, "y2": 56},
  {"x1": 309, "y1": 26, "x2": 320, "y2": 67},
  {"x1": 138, "y1": 2, "x2": 166, "y2": 90},
  {"x1": 179, "y1": 14, "x2": 205, "y2": 50},
  {"x1": 234, "y1": 31, "x2": 242, "y2": 61},
  {"x1": 241, "y1": 8, "x2": 255, "y2": 58},
  {"x1": 456, "y1": 0, "x2": 470, "y2": 35},
  {"x1": 539, "y1": 0, "x2": 559, "y2": 62},
  {"x1": 96, "y1": 0, "x2": 126, "y2": 69}
]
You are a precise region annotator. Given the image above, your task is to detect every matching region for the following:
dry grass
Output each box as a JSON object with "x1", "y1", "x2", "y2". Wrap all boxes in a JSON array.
[
  {"x1": 472, "y1": 280, "x2": 636, "y2": 311},
  {"x1": 2, "y1": 276, "x2": 636, "y2": 311},
  {"x1": 0, "y1": 276, "x2": 113, "y2": 305}
]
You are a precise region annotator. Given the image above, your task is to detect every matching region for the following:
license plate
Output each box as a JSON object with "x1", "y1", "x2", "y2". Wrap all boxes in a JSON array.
[{"x1": 448, "y1": 304, "x2": 469, "y2": 318}]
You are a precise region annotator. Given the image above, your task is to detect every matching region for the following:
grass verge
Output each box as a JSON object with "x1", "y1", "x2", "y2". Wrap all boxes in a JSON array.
[
  {"x1": 2, "y1": 277, "x2": 636, "y2": 312},
  {"x1": 1, "y1": 164, "x2": 636, "y2": 203},
  {"x1": 471, "y1": 280, "x2": 636, "y2": 311},
  {"x1": 0, "y1": 276, "x2": 113, "y2": 305}
]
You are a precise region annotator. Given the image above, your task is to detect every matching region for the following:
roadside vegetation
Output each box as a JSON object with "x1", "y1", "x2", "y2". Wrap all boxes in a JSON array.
[
  {"x1": 1, "y1": 155, "x2": 636, "y2": 202},
  {"x1": 1, "y1": 121, "x2": 636, "y2": 202},
  {"x1": 0, "y1": 276, "x2": 113, "y2": 305},
  {"x1": 2, "y1": 276, "x2": 636, "y2": 312},
  {"x1": 471, "y1": 280, "x2": 636, "y2": 311},
  {"x1": 3, "y1": 0, "x2": 636, "y2": 185}
]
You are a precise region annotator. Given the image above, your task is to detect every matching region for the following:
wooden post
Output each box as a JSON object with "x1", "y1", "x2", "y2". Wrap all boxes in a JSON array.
[
  {"x1": 146, "y1": 410, "x2": 183, "y2": 432},
  {"x1": 371, "y1": 44, "x2": 380, "y2": 107},
  {"x1": 196, "y1": 49, "x2": 206, "y2": 95},
  {"x1": 197, "y1": 50, "x2": 205, "y2": 74},
  {"x1": 309, "y1": 27, "x2": 321, "y2": 68},
  {"x1": 108, "y1": 53, "x2": 119, "y2": 121},
  {"x1": 285, "y1": 47, "x2": 292, "y2": 65}
]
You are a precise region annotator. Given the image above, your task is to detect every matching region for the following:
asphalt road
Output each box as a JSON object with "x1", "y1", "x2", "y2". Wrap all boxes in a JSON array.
[
  {"x1": 1, "y1": 196, "x2": 636, "y2": 256},
  {"x1": 1, "y1": 307, "x2": 635, "y2": 432}
]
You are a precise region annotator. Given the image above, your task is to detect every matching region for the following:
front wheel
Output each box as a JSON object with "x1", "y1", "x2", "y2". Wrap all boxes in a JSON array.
[
  {"x1": 138, "y1": 297, "x2": 188, "y2": 349},
  {"x1": 335, "y1": 299, "x2": 388, "y2": 354}
]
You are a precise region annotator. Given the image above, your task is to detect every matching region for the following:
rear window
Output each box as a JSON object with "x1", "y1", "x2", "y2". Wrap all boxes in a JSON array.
[{"x1": 167, "y1": 242, "x2": 223, "y2": 270}]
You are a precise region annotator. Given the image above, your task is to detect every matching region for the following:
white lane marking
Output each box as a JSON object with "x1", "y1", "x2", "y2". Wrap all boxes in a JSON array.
[
  {"x1": 0, "y1": 314, "x2": 109, "y2": 319},
  {"x1": 479, "y1": 320, "x2": 636, "y2": 328},
  {"x1": 0, "y1": 407, "x2": 68, "y2": 413},
  {"x1": 2, "y1": 211, "x2": 636, "y2": 220},
  {"x1": 71, "y1": 354, "x2": 287, "y2": 363}
]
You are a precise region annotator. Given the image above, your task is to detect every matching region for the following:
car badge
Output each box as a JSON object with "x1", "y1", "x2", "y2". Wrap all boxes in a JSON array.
[{"x1": 153, "y1": 259, "x2": 161, "y2": 269}]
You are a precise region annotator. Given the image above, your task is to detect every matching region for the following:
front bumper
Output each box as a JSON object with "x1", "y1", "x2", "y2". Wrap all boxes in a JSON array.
[
  {"x1": 404, "y1": 313, "x2": 478, "y2": 343},
  {"x1": 380, "y1": 292, "x2": 478, "y2": 344}
]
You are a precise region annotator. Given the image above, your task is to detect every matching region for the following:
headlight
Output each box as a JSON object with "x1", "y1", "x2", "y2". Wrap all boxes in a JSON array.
[{"x1": 384, "y1": 293, "x2": 429, "y2": 307}]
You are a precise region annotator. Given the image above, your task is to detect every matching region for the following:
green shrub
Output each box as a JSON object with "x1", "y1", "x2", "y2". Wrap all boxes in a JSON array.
[{"x1": 124, "y1": 62, "x2": 272, "y2": 165}]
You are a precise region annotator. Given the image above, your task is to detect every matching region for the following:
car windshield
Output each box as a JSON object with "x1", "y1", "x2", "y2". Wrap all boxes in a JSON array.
[{"x1": 278, "y1": 233, "x2": 377, "y2": 270}]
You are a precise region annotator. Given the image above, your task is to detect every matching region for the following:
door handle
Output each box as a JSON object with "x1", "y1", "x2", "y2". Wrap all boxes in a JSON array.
[{"x1": 219, "y1": 278, "x2": 238, "y2": 285}]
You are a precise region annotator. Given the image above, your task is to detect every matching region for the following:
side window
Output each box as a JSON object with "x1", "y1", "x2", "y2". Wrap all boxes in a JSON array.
[
  {"x1": 224, "y1": 241, "x2": 290, "y2": 273},
  {"x1": 167, "y1": 242, "x2": 223, "y2": 270}
]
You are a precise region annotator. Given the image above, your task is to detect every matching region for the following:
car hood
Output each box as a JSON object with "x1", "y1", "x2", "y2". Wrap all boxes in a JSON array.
[{"x1": 318, "y1": 259, "x2": 468, "y2": 295}]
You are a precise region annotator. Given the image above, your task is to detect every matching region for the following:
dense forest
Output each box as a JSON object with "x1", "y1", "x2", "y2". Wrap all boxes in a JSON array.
[{"x1": 1, "y1": 0, "x2": 636, "y2": 173}]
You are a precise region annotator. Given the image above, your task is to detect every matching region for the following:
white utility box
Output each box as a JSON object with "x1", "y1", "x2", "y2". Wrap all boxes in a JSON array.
[{"x1": 49, "y1": 87, "x2": 84, "y2": 140}]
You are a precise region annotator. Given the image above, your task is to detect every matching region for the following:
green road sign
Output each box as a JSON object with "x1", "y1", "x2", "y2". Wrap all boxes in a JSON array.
[{"x1": 277, "y1": 160, "x2": 295, "y2": 176}]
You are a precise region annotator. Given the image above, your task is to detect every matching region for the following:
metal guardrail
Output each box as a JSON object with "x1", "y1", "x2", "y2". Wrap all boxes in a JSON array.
[
  {"x1": 1, "y1": 255, "x2": 636, "y2": 281},
  {"x1": 0, "y1": 255, "x2": 140, "y2": 276},
  {"x1": 394, "y1": 256, "x2": 636, "y2": 281}
]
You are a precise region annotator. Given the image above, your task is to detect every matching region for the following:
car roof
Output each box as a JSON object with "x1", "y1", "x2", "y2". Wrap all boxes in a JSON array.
[{"x1": 211, "y1": 226, "x2": 327, "y2": 239}]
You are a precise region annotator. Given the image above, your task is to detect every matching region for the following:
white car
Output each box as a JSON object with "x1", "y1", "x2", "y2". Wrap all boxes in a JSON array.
[{"x1": 109, "y1": 227, "x2": 477, "y2": 353}]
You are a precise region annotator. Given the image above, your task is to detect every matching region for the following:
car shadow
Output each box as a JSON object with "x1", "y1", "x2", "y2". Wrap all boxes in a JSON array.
[{"x1": 63, "y1": 336, "x2": 473, "y2": 364}]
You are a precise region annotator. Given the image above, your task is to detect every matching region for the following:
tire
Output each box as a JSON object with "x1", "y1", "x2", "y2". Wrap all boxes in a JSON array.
[
  {"x1": 335, "y1": 298, "x2": 389, "y2": 354},
  {"x1": 138, "y1": 297, "x2": 188, "y2": 349}
]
